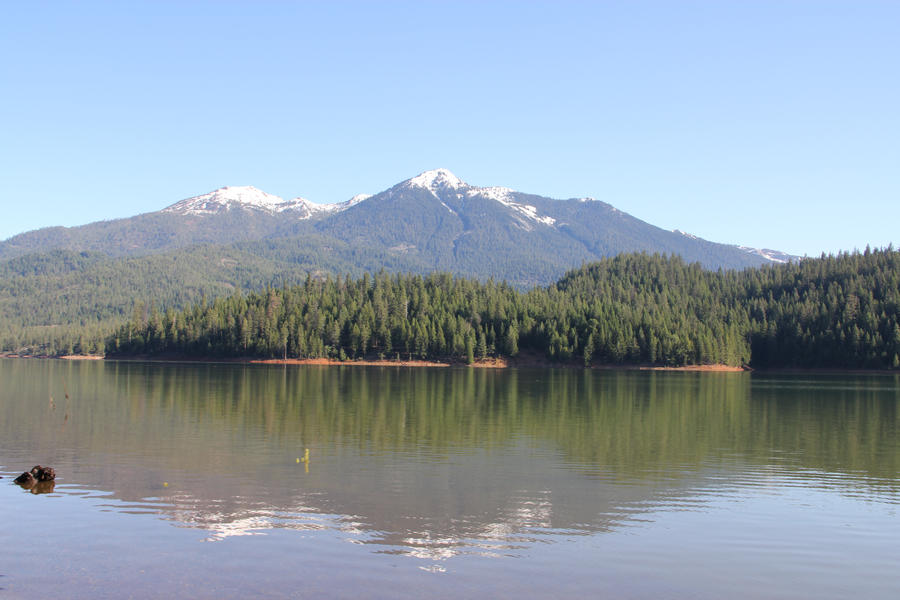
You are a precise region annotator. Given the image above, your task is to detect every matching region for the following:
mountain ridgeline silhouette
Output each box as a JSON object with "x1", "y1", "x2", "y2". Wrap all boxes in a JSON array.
[{"x1": 0, "y1": 169, "x2": 794, "y2": 283}]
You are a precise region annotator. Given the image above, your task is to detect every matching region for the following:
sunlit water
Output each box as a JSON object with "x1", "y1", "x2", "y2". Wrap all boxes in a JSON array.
[{"x1": 1, "y1": 359, "x2": 898, "y2": 598}]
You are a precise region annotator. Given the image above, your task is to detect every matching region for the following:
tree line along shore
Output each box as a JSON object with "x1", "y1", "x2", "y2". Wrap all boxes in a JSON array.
[{"x1": 94, "y1": 248, "x2": 900, "y2": 370}]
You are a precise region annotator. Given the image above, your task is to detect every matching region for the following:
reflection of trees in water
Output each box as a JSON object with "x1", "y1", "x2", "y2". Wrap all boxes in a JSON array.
[
  {"x1": 1, "y1": 359, "x2": 898, "y2": 554},
  {"x1": 2, "y1": 360, "x2": 898, "y2": 481}
]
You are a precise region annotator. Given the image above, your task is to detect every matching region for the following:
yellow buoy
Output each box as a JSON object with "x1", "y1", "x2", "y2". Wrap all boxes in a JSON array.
[{"x1": 163, "y1": 482, "x2": 169, "y2": 487}]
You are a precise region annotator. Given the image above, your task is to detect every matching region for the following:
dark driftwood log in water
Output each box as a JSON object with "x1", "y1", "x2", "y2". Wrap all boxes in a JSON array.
[
  {"x1": 14, "y1": 471, "x2": 35, "y2": 485},
  {"x1": 30, "y1": 465, "x2": 56, "y2": 481},
  {"x1": 13, "y1": 465, "x2": 56, "y2": 486}
]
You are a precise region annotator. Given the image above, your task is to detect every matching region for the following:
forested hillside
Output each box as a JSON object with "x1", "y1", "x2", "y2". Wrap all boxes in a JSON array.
[
  {"x1": 0, "y1": 170, "x2": 802, "y2": 355},
  {"x1": 0, "y1": 235, "x2": 443, "y2": 355},
  {"x1": 107, "y1": 248, "x2": 900, "y2": 369},
  {"x1": 744, "y1": 248, "x2": 900, "y2": 368}
]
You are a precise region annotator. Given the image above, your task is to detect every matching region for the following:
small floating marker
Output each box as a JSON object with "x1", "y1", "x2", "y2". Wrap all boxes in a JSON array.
[
  {"x1": 296, "y1": 458, "x2": 301, "y2": 463},
  {"x1": 301, "y1": 448, "x2": 310, "y2": 473},
  {"x1": 163, "y1": 482, "x2": 169, "y2": 488}
]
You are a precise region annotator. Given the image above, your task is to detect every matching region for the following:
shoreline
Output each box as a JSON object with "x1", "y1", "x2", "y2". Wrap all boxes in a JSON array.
[
  {"x1": 2, "y1": 353, "x2": 745, "y2": 371},
  {"x1": 73, "y1": 354, "x2": 748, "y2": 371},
  {"x1": 3, "y1": 354, "x2": 896, "y2": 374}
]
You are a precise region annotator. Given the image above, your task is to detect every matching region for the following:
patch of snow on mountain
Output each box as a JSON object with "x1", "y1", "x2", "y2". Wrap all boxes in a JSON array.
[
  {"x1": 323, "y1": 197, "x2": 371, "y2": 215},
  {"x1": 297, "y1": 193, "x2": 373, "y2": 216},
  {"x1": 738, "y1": 246, "x2": 795, "y2": 264},
  {"x1": 511, "y1": 203, "x2": 555, "y2": 226},
  {"x1": 276, "y1": 197, "x2": 317, "y2": 214},
  {"x1": 291, "y1": 198, "x2": 338, "y2": 215},
  {"x1": 473, "y1": 187, "x2": 556, "y2": 226},
  {"x1": 476, "y1": 186, "x2": 514, "y2": 203},
  {"x1": 674, "y1": 230, "x2": 797, "y2": 264},
  {"x1": 348, "y1": 193, "x2": 372, "y2": 205}
]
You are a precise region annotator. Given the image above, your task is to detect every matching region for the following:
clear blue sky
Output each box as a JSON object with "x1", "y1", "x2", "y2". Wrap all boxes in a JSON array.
[{"x1": 2, "y1": 1, "x2": 897, "y2": 256}]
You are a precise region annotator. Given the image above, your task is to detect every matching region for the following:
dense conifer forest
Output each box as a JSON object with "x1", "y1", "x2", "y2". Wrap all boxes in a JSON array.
[{"x1": 104, "y1": 248, "x2": 900, "y2": 369}]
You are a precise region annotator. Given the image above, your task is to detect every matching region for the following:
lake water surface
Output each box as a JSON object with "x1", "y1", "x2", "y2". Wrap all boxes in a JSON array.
[{"x1": 1, "y1": 359, "x2": 898, "y2": 598}]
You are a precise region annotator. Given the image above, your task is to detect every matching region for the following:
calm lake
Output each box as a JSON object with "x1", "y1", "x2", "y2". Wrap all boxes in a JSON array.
[{"x1": 1, "y1": 359, "x2": 898, "y2": 599}]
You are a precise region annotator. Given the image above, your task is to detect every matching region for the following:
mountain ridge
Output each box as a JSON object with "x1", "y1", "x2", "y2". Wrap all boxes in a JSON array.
[
  {"x1": 161, "y1": 185, "x2": 361, "y2": 219},
  {"x1": 0, "y1": 168, "x2": 818, "y2": 356},
  {"x1": 1, "y1": 168, "x2": 800, "y2": 267},
  {"x1": 0, "y1": 169, "x2": 800, "y2": 279}
]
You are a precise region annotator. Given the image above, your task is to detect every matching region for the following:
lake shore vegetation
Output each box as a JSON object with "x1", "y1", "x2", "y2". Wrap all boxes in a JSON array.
[{"x1": 104, "y1": 248, "x2": 900, "y2": 370}]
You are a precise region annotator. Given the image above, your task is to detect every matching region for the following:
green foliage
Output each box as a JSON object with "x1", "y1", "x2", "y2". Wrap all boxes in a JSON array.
[
  {"x1": 105, "y1": 249, "x2": 900, "y2": 369},
  {"x1": 744, "y1": 247, "x2": 900, "y2": 368},
  {"x1": 2, "y1": 242, "x2": 897, "y2": 369},
  {"x1": 0, "y1": 236, "x2": 415, "y2": 355}
]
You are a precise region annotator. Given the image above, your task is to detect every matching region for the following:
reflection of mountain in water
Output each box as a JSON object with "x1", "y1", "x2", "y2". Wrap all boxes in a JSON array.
[{"x1": 1, "y1": 359, "x2": 898, "y2": 562}]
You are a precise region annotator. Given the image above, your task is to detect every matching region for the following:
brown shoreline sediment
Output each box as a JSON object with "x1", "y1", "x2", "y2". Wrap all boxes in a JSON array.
[
  {"x1": 249, "y1": 357, "x2": 451, "y2": 368},
  {"x1": 11, "y1": 352, "x2": 746, "y2": 371},
  {"x1": 5, "y1": 353, "x2": 895, "y2": 374},
  {"x1": 104, "y1": 354, "x2": 747, "y2": 371},
  {"x1": 251, "y1": 358, "x2": 748, "y2": 371},
  {"x1": 0, "y1": 353, "x2": 106, "y2": 360}
]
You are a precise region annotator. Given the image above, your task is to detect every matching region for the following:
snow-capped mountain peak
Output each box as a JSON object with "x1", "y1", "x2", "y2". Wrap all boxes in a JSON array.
[
  {"x1": 209, "y1": 186, "x2": 283, "y2": 208},
  {"x1": 402, "y1": 169, "x2": 557, "y2": 228},
  {"x1": 405, "y1": 168, "x2": 467, "y2": 192},
  {"x1": 162, "y1": 186, "x2": 368, "y2": 219},
  {"x1": 163, "y1": 186, "x2": 288, "y2": 216}
]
